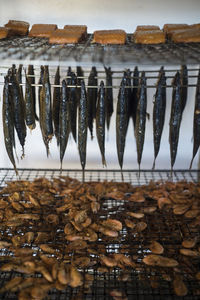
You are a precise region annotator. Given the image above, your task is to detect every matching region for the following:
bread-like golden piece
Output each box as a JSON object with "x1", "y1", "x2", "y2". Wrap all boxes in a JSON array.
[
  {"x1": 171, "y1": 28, "x2": 200, "y2": 43},
  {"x1": 4, "y1": 20, "x2": 29, "y2": 36},
  {"x1": 163, "y1": 24, "x2": 189, "y2": 34},
  {"x1": 136, "y1": 25, "x2": 160, "y2": 31},
  {"x1": 29, "y1": 24, "x2": 57, "y2": 38},
  {"x1": 190, "y1": 23, "x2": 200, "y2": 30},
  {"x1": 0, "y1": 27, "x2": 9, "y2": 39},
  {"x1": 93, "y1": 30, "x2": 126, "y2": 44},
  {"x1": 134, "y1": 30, "x2": 166, "y2": 44},
  {"x1": 64, "y1": 25, "x2": 87, "y2": 34},
  {"x1": 49, "y1": 29, "x2": 83, "y2": 44}
]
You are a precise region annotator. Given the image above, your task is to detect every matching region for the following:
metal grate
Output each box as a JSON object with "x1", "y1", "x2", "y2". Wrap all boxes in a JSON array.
[
  {"x1": 0, "y1": 36, "x2": 200, "y2": 66},
  {"x1": 0, "y1": 169, "x2": 199, "y2": 299}
]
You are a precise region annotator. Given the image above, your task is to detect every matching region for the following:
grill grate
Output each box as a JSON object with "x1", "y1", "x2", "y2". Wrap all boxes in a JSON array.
[
  {"x1": 0, "y1": 36, "x2": 200, "y2": 66},
  {"x1": 0, "y1": 169, "x2": 199, "y2": 299}
]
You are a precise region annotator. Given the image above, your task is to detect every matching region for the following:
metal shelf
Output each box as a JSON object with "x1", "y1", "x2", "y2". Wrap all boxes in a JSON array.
[{"x1": 0, "y1": 36, "x2": 200, "y2": 67}]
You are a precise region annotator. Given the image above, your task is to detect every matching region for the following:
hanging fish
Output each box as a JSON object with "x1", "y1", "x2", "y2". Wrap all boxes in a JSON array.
[
  {"x1": 135, "y1": 71, "x2": 147, "y2": 172},
  {"x1": 39, "y1": 66, "x2": 54, "y2": 156},
  {"x1": 131, "y1": 66, "x2": 139, "y2": 128},
  {"x1": 96, "y1": 81, "x2": 106, "y2": 166},
  {"x1": 87, "y1": 67, "x2": 98, "y2": 139},
  {"x1": 124, "y1": 69, "x2": 132, "y2": 126},
  {"x1": 104, "y1": 66, "x2": 113, "y2": 130},
  {"x1": 78, "y1": 80, "x2": 88, "y2": 170},
  {"x1": 38, "y1": 65, "x2": 44, "y2": 114},
  {"x1": 10, "y1": 68, "x2": 27, "y2": 158},
  {"x1": 190, "y1": 69, "x2": 200, "y2": 169},
  {"x1": 2, "y1": 75, "x2": 18, "y2": 175},
  {"x1": 16, "y1": 64, "x2": 24, "y2": 106},
  {"x1": 53, "y1": 66, "x2": 61, "y2": 145},
  {"x1": 28, "y1": 65, "x2": 38, "y2": 120},
  {"x1": 25, "y1": 71, "x2": 36, "y2": 130},
  {"x1": 169, "y1": 72, "x2": 182, "y2": 170},
  {"x1": 152, "y1": 67, "x2": 166, "y2": 169},
  {"x1": 59, "y1": 80, "x2": 70, "y2": 170},
  {"x1": 180, "y1": 65, "x2": 188, "y2": 114},
  {"x1": 116, "y1": 76, "x2": 129, "y2": 169},
  {"x1": 69, "y1": 72, "x2": 78, "y2": 143}
]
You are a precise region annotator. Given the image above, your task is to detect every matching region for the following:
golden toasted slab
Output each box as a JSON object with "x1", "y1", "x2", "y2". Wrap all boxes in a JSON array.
[
  {"x1": 29, "y1": 24, "x2": 57, "y2": 38},
  {"x1": 134, "y1": 30, "x2": 166, "y2": 44},
  {"x1": 0, "y1": 27, "x2": 9, "y2": 39},
  {"x1": 49, "y1": 29, "x2": 84, "y2": 44},
  {"x1": 93, "y1": 30, "x2": 126, "y2": 44},
  {"x1": 4, "y1": 20, "x2": 29, "y2": 36}
]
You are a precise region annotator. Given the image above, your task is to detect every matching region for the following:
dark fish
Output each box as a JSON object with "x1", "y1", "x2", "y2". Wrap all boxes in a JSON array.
[
  {"x1": 180, "y1": 65, "x2": 188, "y2": 114},
  {"x1": 38, "y1": 65, "x2": 44, "y2": 114},
  {"x1": 152, "y1": 67, "x2": 166, "y2": 169},
  {"x1": 76, "y1": 66, "x2": 84, "y2": 106},
  {"x1": 135, "y1": 71, "x2": 147, "y2": 172},
  {"x1": 169, "y1": 72, "x2": 182, "y2": 169},
  {"x1": 104, "y1": 66, "x2": 113, "y2": 130},
  {"x1": 28, "y1": 65, "x2": 38, "y2": 120},
  {"x1": 96, "y1": 81, "x2": 106, "y2": 166},
  {"x1": 124, "y1": 69, "x2": 132, "y2": 125},
  {"x1": 10, "y1": 69, "x2": 27, "y2": 158},
  {"x1": 131, "y1": 66, "x2": 139, "y2": 128},
  {"x1": 67, "y1": 67, "x2": 72, "y2": 85},
  {"x1": 2, "y1": 76, "x2": 18, "y2": 175},
  {"x1": 59, "y1": 80, "x2": 70, "y2": 170},
  {"x1": 78, "y1": 80, "x2": 87, "y2": 170},
  {"x1": 116, "y1": 76, "x2": 129, "y2": 169},
  {"x1": 87, "y1": 67, "x2": 98, "y2": 139},
  {"x1": 69, "y1": 72, "x2": 78, "y2": 143},
  {"x1": 39, "y1": 66, "x2": 53, "y2": 156},
  {"x1": 190, "y1": 69, "x2": 200, "y2": 169},
  {"x1": 53, "y1": 66, "x2": 61, "y2": 145},
  {"x1": 16, "y1": 64, "x2": 24, "y2": 106},
  {"x1": 25, "y1": 71, "x2": 36, "y2": 130}
]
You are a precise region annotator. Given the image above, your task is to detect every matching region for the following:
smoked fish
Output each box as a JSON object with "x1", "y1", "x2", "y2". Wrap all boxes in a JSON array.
[
  {"x1": 59, "y1": 80, "x2": 70, "y2": 170},
  {"x1": 39, "y1": 66, "x2": 53, "y2": 156},
  {"x1": 116, "y1": 76, "x2": 129, "y2": 169},
  {"x1": 104, "y1": 66, "x2": 113, "y2": 130},
  {"x1": 25, "y1": 71, "x2": 36, "y2": 130},
  {"x1": 152, "y1": 67, "x2": 166, "y2": 169},
  {"x1": 180, "y1": 65, "x2": 188, "y2": 114},
  {"x1": 2, "y1": 75, "x2": 18, "y2": 175},
  {"x1": 53, "y1": 66, "x2": 61, "y2": 145},
  {"x1": 16, "y1": 64, "x2": 24, "y2": 106},
  {"x1": 124, "y1": 69, "x2": 132, "y2": 125},
  {"x1": 169, "y1": 72, "x2": 182, "y2": 169},
  {"x1": 87, "y1": 67, "x2": 98, "y2": 139},
  {"x1": 27, "y1": 65, "x2": 38, "y2": 120},
  {"x1": 131, "y1": 66, "x2": 139, "y2": 128},
  {"x1": 96, "y1": 81, "x2": 106, "y2": 166},
  {"x1": 76, "y1": 66, "x2": 84, "y2": 105},
  {"x1": 10, "y1": 68, "x2": 26, "y2": 158},
  {"x1": 38, "y1": 65, "x2": 44, "y2": 114},
  {"x1": 190, "y1": 69, "x2": 200, "y2": 168},
  {"x1": 69, "y1": 72, "x2": 78, "y2": 143},
  {"x1": 135, "y1": 71, "x2": 147, "y2": 172},
  {"x1": 78, "y1": 80, "x2": 88, "y2": 170}
]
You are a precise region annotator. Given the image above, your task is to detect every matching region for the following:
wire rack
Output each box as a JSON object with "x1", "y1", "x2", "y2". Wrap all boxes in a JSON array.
[
  {"x1": 0, "y1": 36, "x2": 200, "y2": 66},
  {"x1": 0, "y1": 169, "x2": 199, "y2": 299}
]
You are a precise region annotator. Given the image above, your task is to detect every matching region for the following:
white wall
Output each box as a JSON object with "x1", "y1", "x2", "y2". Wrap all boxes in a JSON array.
[{"x1": 0, "y1": 0, "x2": 199, "y2": 170}]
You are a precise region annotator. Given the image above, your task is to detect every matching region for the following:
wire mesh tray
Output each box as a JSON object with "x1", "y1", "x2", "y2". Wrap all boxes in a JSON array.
[
  {"x1": 0, "y1": 169, "x2": 199, "y2": 299},
  {"x1": 0, "y1": 36, "x2": 200, "y2": 67}
]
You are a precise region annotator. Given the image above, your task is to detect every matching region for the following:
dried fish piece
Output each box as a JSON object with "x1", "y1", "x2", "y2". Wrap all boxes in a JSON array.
[
  {"x1": 11, "y1": 201, "x2": 24, "y2": 212},
  {"x1": 14, "y1": 248, "x2": 34, "y2": 257},
  {"x1": 52, "y1": 261, "x2": 59, "y2": 280},
  {"x1": 0, "y1": 241, "x2": 12, "y2": 249},
  {"x1": 83, "y1": 228, "x2": 98, "y2": 242},
  {"x1": 74, "y1": 210, "x2": 87, "y2": 223},
  {"x1": 173, "y1": 204, "x2": 190, "y2": 215},
  {"x1": 127, "y1": 212, "x2": 144, "y2": 219},
  {"x1": 27, "y1": 194, "x2": 40, "y2": 207},
  {"x1": 69, "y1": 266, "x2": 83, "y2": 288},
  {"x1": 0, "y1": 277, "x2": 23, "y2": 293},
  {"x1": 143, "y1": 206, "x2": 157, "y2": 214},
  {"x1": 91, "y1": 201, "x2": 100, "y2": 213},
  {"x1": 179, "y1": 248, "x2": 200, "y2": 257},
  {"x1": 110, "y1": 290, "x2": 128, "y2": 300},
  {"x1": 74, "y1": 256, "x2": 90, "y2": 268},
  {"x1": 58, "y1": 263, "x2": 70, "y2": 285},
  {"x1": 173, "y1": 274, "x2": 188, "y2": 296},
  {"x1": 36, "y1": 265, "x2": 53, "y2": 282},
  {"x1": 24, "y1": 232, "x2": 34, "y2": 243},
  {"x1": 35, "y1": 232, "x2": 50, "y2": 243},
  {"x1": 40, "y1": 244, "x2": 57, "y2": 254},
  {"x1": 100, "y1": 255, "x2": 117, "y2": 267},
  {"x1": 143, "y1": 255, "x2": 178, "y2": 267},
  {"x1": 45, "y1": 214, "x2": 59, "y2": 225},
  {"x1": 30, "y1": 284, "x2": 53, "y2": 299},
  {"x1": 134, "y1": 221, "x2": 147, "y2": 232},
  {"x1": 182, "y1": 238, "x2": 196, "y2": 248},
  {"x1": 149, "y1": 241, "x2": 164, "y2": 254},
  {"x1": 102, "y1": 219, "x2": 122, "y2": 231},
  {"x1": 124, "y1": 219, "x2": 136, "y2": 229},
  {"x1": 184, "y1": 209, "x2": 199, "y2": 218}
]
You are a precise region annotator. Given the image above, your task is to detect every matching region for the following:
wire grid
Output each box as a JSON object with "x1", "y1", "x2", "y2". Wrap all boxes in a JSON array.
[
  {"x1": 0, "y1": 36, "x2": 200, "y2": 66},
  {"x1": 0, "y1": 169, "x2": 199, "y2": 299}
]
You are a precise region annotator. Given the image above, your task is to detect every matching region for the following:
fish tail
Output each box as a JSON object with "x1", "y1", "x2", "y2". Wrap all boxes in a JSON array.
[
  {"x1": 138, "y1": 163, "x2": 141, "y2": 179},
  {"x1": 21, "y1": 146, "x2": 25, "y2": 159},
  {"x1": 14, "y1": 147, "x2": 19, "y2": 163},
  {"x1": 60, "y1": 162, "x2": 63, "y2": 174},
  {"x1": 120, "y1": 169, "x2": 124, "y2": 182},
  {"x1": 82, "y1": 169, "x2": 85, "y2": 183},
  {"x1": 152, "y1": 158, "x2": 156, "y2": 170},
  {"x1": 102, "y1": 156, "x2": 107, "y2": 167},
  {"x1": 189, "y1": 157, "x2": 194, "y2": 170}
]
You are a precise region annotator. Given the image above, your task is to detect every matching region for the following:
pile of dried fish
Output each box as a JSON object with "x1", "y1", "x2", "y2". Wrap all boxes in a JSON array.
[
  {"x1": 0, "y1": 178, "x2": 199, "y2": 299},
  {"x1": 3, "y1": 64, "x2": 200, "y2": 173}
]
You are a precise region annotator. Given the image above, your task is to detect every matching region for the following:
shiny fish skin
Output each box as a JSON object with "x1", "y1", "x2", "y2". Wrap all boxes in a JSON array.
[
  {"x1": 2, "y1": 76, "x2": 18, "y2": 175},
  {"x1": 180, "y1": 65, "x2": 188, "y2": 114},
  {"x1": 116, "y1": 76, "x2": 129, "y2": 169},
  {"x1": 76, "y1": 66, "x2": 84, "y2": 106},
  {"x1": 169, "y1": 72, "x2": 182, "y2": 169},
  {"x1": 59, "y1": 80, "x2": 70, "y2": 170},
  {"x1": 87, "y1": 67, "x2": 98, "y2": 139},
  {"x1": 40, "y1": 66, "x2": 53, "y2": 157},
  {"x1": 152, "y1": 67, "x2": 166, "y2": 169},
  {"x1": 124, "y1": 69, "x2": 132, "y2": 126},
  {"x1": 27, "y1": 65, "x2": 38, "y2": 121},
  {"x1": 104, "y1": 66, "x2": 113, "y2": 130},
  {"x1": 190, "y1": 69, "x2": 200, "y2": 169},
  {"x1": 78, "y1": 80, "x2": 88, "y2": 170},
  {"x1": 131, "y1": 66, "x2": 139, "y2": 128},
  {"x1": 38, "y1": 65, "x2": 44, "y2": 114},
  {"x1": 135, "y1": 71, "x2": 147, "y2": 171},
  {"x1": 96, "y1": 81, "x2": 106, "y2": 166},
  {"x1": 25, "y1": 72, "x2": 36, "y2": 130},
  {"x1": 16, "y1": 64, "x2": 24, "y2": 106},
  {"x1": 68, "y1": 72, "x2": 78, "y2": 143},
  {"x1": 53, "y1": 66, "x2": 61, "y2": 145},
  {"x1": 10, "y1": 68, "x2": 27, "y2": 157}
]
